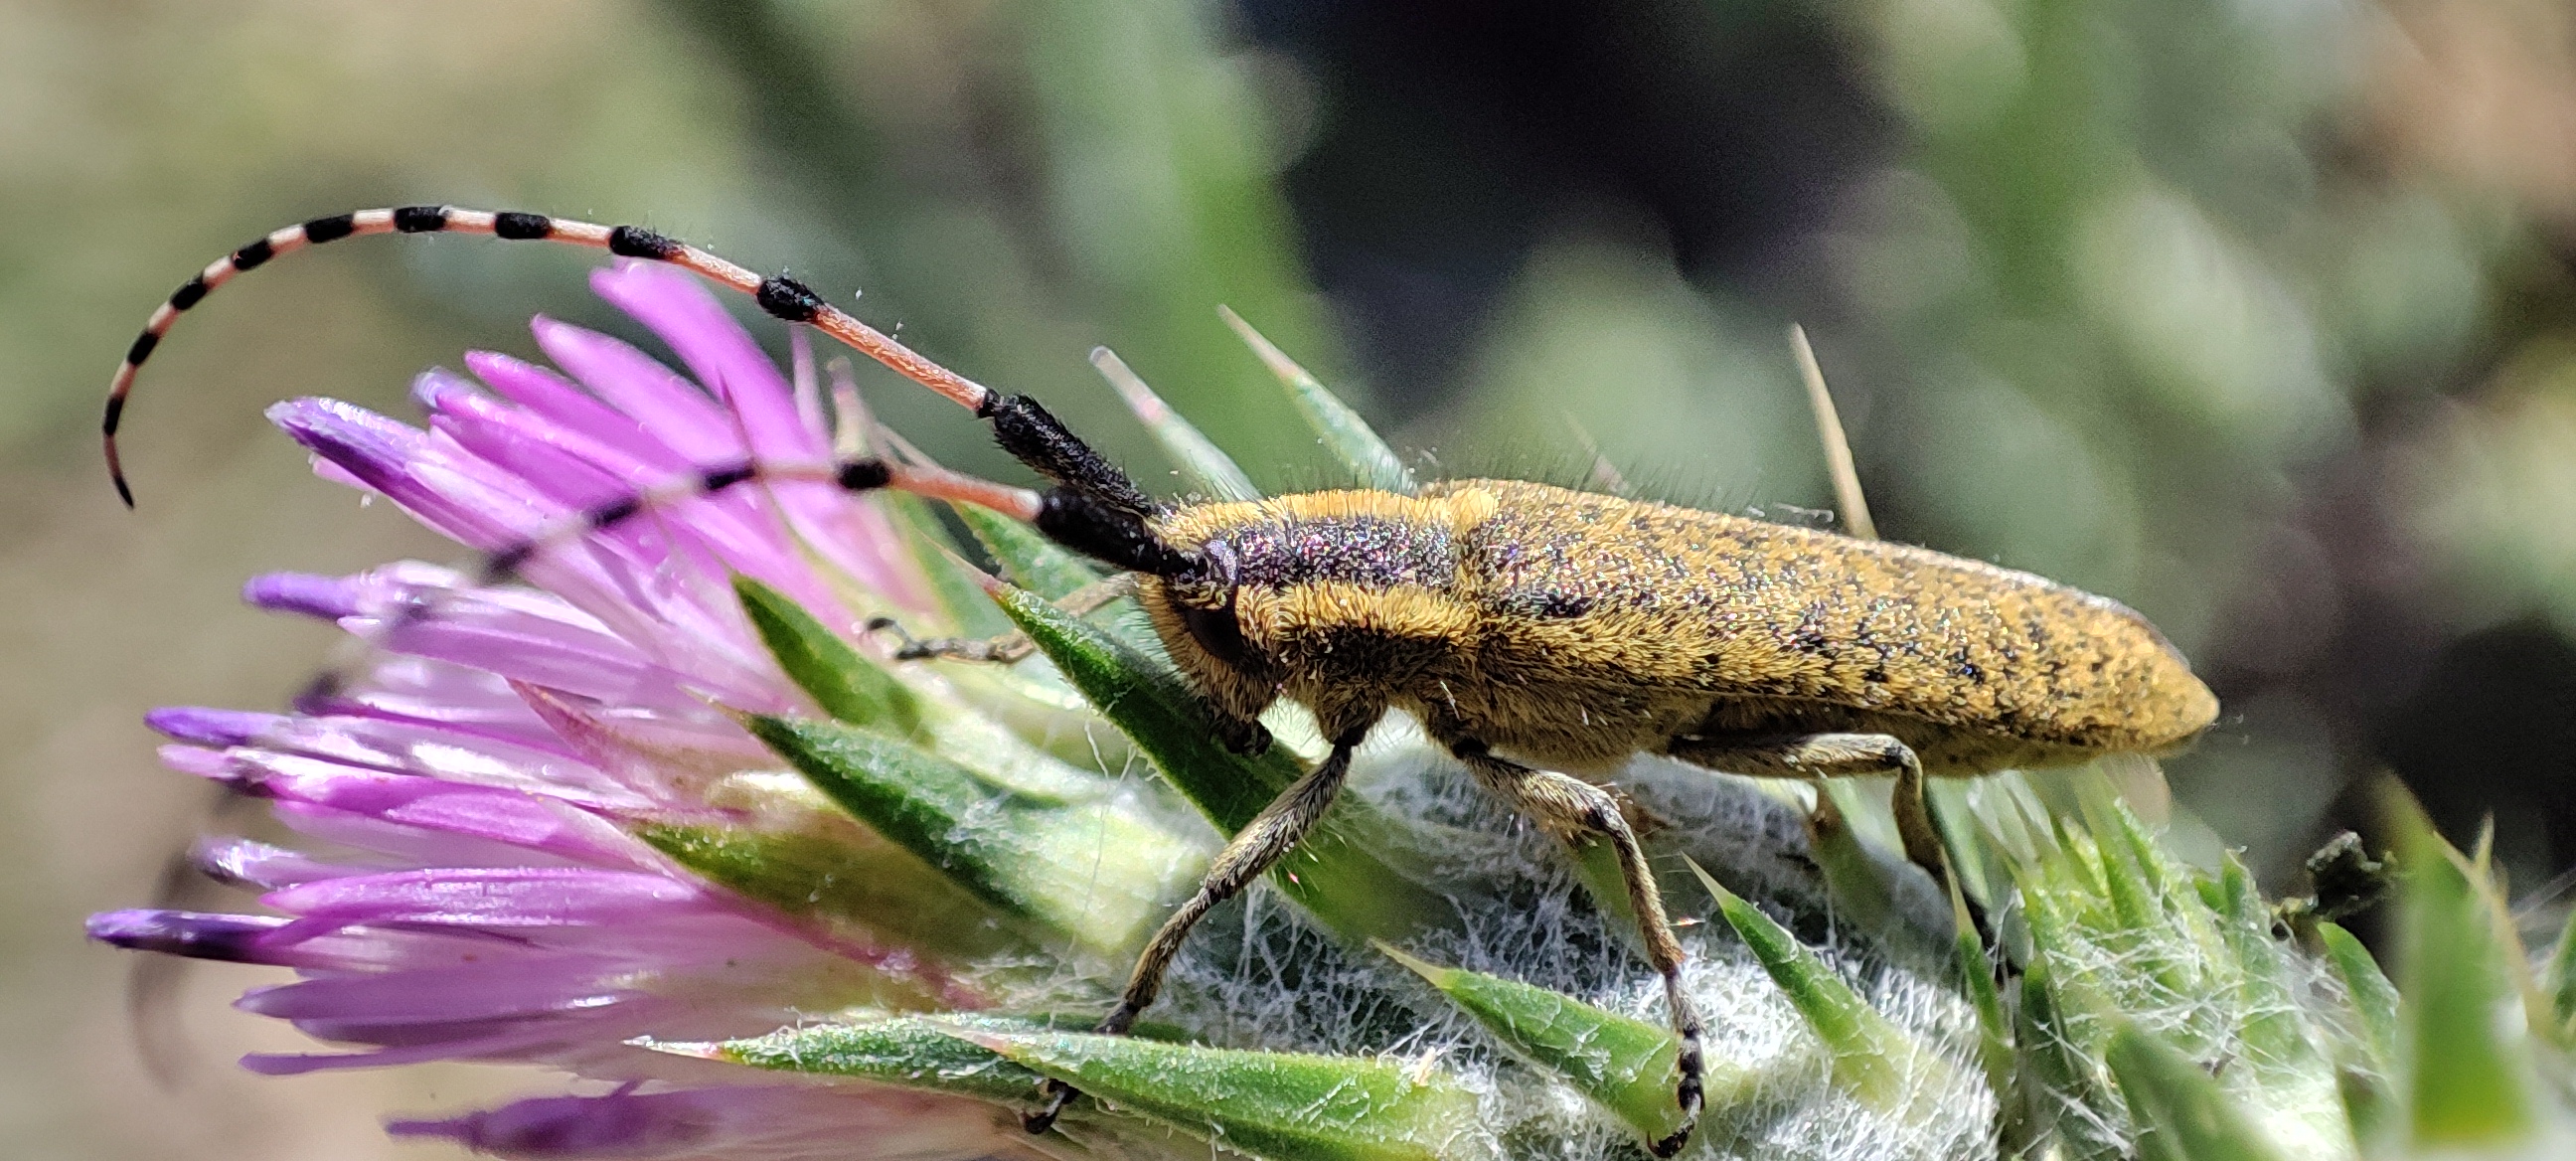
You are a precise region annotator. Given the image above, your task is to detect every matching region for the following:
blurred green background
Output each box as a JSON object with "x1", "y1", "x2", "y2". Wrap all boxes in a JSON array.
[{"x1": 6, "y1": 1, "x2": 2573, "y2": 1156}]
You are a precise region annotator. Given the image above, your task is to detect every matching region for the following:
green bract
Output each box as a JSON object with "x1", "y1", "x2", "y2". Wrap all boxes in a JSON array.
[{"x1": 685, "y1": 370, "x2": 2576, "y2": 1161}]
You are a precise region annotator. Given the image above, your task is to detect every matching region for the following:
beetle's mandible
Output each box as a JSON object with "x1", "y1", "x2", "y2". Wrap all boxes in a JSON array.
[{"x1": 103, "y1": 206, "x2": 2219, "y2": 1158}]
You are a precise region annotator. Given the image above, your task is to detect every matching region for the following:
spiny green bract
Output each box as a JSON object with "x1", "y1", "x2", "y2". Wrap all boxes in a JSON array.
[{"x1": 652, "y1": 343, "x2": 2576, "y2": 1161}]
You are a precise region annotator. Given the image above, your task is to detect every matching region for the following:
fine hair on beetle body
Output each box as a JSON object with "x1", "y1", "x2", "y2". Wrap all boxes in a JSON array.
[{"x1": 105, "y1": 206, "x2": 2223, "y2": 1159}]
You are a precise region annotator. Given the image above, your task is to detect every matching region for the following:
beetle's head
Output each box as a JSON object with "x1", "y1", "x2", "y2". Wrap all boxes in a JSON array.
[{"x1": 1135, "y1": 523, "x2": 1291, "y2": 737}]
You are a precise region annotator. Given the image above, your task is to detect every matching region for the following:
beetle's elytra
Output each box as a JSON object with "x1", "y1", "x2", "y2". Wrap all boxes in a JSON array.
[
  {"x1": 105, "y1": 206, "x2": 2219, "y2": 1158},
  {"x1": 1147, "y1": 479, "x2": 2216, "y2": 778}
]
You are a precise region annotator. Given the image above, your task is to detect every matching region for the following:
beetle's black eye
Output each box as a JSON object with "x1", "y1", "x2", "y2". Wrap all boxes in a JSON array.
[{"x1": 1178, "y1": 597, "x2": 1253, "y2": 671}]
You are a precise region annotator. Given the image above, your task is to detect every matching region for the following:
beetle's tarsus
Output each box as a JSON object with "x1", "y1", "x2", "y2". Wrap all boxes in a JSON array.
[
  {"x1": 865, "y1": 615, "x2": 1035, "y2": 664},
  {"x1": 1216, "y1": 715, "x2": 1272, "y2": 756},
  {"x1": 1022, "y1": 1080, "x2": 1077, "y2": 1134}
]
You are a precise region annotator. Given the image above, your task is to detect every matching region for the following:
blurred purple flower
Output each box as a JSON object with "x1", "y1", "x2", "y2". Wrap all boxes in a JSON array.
[
  {"x1": 389, "y1": 1083, "x2": 1029, "y2": 1161},
  {"x1": 88, "y1": 262, "x2": 982, "y2": 1157}
]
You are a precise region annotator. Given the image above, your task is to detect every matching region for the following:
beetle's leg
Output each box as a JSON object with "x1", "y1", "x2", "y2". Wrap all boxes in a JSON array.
[
  {"x1": 1024, "y1": 724, "x2": 1369, "y2": 1135},
  {"x1": 1447, "y1": 739, "x2": 1703, "y2": 1158},
  {"x1": 1663, "y1": 732, "x2": 1954, "y2": 901},
  {"x1": 868, "y1": 575, "x2": 1138, "y2": 663}
]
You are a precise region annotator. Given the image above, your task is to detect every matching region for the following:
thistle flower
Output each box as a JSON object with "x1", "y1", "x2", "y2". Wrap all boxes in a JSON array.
[{"x1": 90, "y1": 261, "x2": 2576, "y2": 1161}]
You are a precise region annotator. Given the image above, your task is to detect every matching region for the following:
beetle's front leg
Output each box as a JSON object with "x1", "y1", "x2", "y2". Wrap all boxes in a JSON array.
[
  {"x1": 1663, "y1": 732, "x2": 1954, "y2": 902},
  {"x1": 1022, "y1": 722, "x2": 1368, "y2": 1134},
  {"x1": 1209, "y1": 708, "x2": 1273, "y2": 756},
  {"x1": 868, "y1": 574, "x2": 1138, "y2": 663},
  {"x1": 1446, "y1": 739, "x2": 1704, "y2": 1158}
]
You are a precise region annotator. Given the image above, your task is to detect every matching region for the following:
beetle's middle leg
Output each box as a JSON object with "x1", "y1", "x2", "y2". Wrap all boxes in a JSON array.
[
  {"x1": 869, "y1": 574, "x2": 1138, "y2": 663},
  {"x1": 1448, "y1": 738, "x2": 1704, "y2": 1158},
  {"x1": 1663, "y1": 732, "x2": 1953, "y2": 899}
]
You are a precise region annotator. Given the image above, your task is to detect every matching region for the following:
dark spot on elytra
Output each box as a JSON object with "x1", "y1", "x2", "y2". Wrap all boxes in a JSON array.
[
  {"x1": 1787, "y1": 601, "x2": 1835, "y2": 658},
  {"x1": 1535, "y1": 591, "x2": 1594, "y2": 618}
]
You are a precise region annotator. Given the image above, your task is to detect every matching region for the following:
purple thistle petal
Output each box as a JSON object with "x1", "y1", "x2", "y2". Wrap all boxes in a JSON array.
[
  {"x1": 145, "y1": 706, "x2": 282, "y2": 746},
  {"x1": 158, "y1": 743, "x2": 243, "y2": 786},
  {"x1": 290, "y1": 568, "x2": 755, "y2": 715},
  {"x1": 233, "y1": 762, "x2": 655, "y2": 869},
  {"x1": 305, "y1": 653, "x2": 603, "y2": 752},
  {"x1": 316, "y1": 559, "x2": 798, "y2": 721},
  {"x1": 157, "y1": 698, "x2": 644, "y2": 809},
  {"x1": 195, "y1": 837, "x2": 367, "y2": 889},
  {"x1": 267, "y1": 799, "x2": 602, "y2": 876},
  {"x1": 417, "y1": 369, "x2": 871, "y2": 626},
  {"x1": 391, "y1": 1085, "x2": 711, "y2": 1158},
  {"x1": 233, "y1": 976, "x2": 728, "y2": 1074},
  {"x1": 87, "y1": 910, "x2": 281, "y2": 964},
  {"x1": 532, "y1": 294, "x2": 924, "y2": 608},
  {"x1": 416, "y1": 369, "x2": 656, "y2": 510},
  {"x1": 238, "y1": 960, "x2": 640, "y2": 1025},
  {"x1": 533, "y1": 317, "x2": 742, "y2": 464},
  {"x1": 277, "y1": 423, "x2": 646, "y2": 628},
  {"x1": 381, "y1": 615, "x2": 713, "y2": 713},
  {"x1": 268, "y1": 397, "x2": 551, "y2": 551},
  {"x1": 590, "y1": 262, "x2": 820, "y2": 465},
  {"x1": 514, "y1": 684, "x2": 776, "y2": 800},
  {"x1": 587, "y1": 262, "x2": 927, "y2": 605},
  {"x1": 388, "y1": 1085, "x2": 1025, "y2": 1161},
  {"x1": 788, "y1": 328, "x2": 829, "y2": 441},
  {"x1": 468, "y1": 349, "x2": 686, "y2": 472},
  {"x1": 243, "y1": 571, "x2": 364, "y2": 619},
  {"x1": 91, "y1": 907, "x2": 543, "y2": 973},
  {"x1": 266, "y1": 867, "x2": 713, "y2": 930},
  {"x1": 242, "y1": 1015, "x2": 636, "y2": 1076}
]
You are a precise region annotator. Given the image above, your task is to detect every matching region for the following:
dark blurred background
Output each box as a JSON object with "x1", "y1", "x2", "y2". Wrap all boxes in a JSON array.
[{"x1": 6, "y1": 2, "x2": 2572, "y2": 1156}]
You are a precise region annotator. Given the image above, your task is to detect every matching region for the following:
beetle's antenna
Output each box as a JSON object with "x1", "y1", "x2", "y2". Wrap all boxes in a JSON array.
[
  {"x1": 315, "y1": 388, "x2": 1209, "y2": 678},
  {"x1": 294, "y1": 443, "x2": 1203, "y2": 707},
  {"x1": 1789, "y1": 323, "x2": 1876, "y2": 541},
  {"x1": 486, "y1": 458, "x2": 1040, "y2": 581},
  {"x1": 105, "y1": 206, "x2": 998, "y2": 506}
]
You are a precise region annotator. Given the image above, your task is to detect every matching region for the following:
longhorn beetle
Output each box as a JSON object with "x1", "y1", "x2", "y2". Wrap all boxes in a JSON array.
[{"x1": 105, "y1": 206, "x2": 2222, "y2": 1157}]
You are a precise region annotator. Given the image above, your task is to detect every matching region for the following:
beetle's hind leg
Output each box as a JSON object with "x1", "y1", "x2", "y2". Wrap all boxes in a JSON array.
[
  {"x1": 868, "y1": 575, "x2": 1138, "y2": 663},
  {"x1": 1663, "y1": 732, "x2": 1959, "y2": 909},
  {"x1": 1446, "y1": 739, "x2": 1704, "y2": 1158}
]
